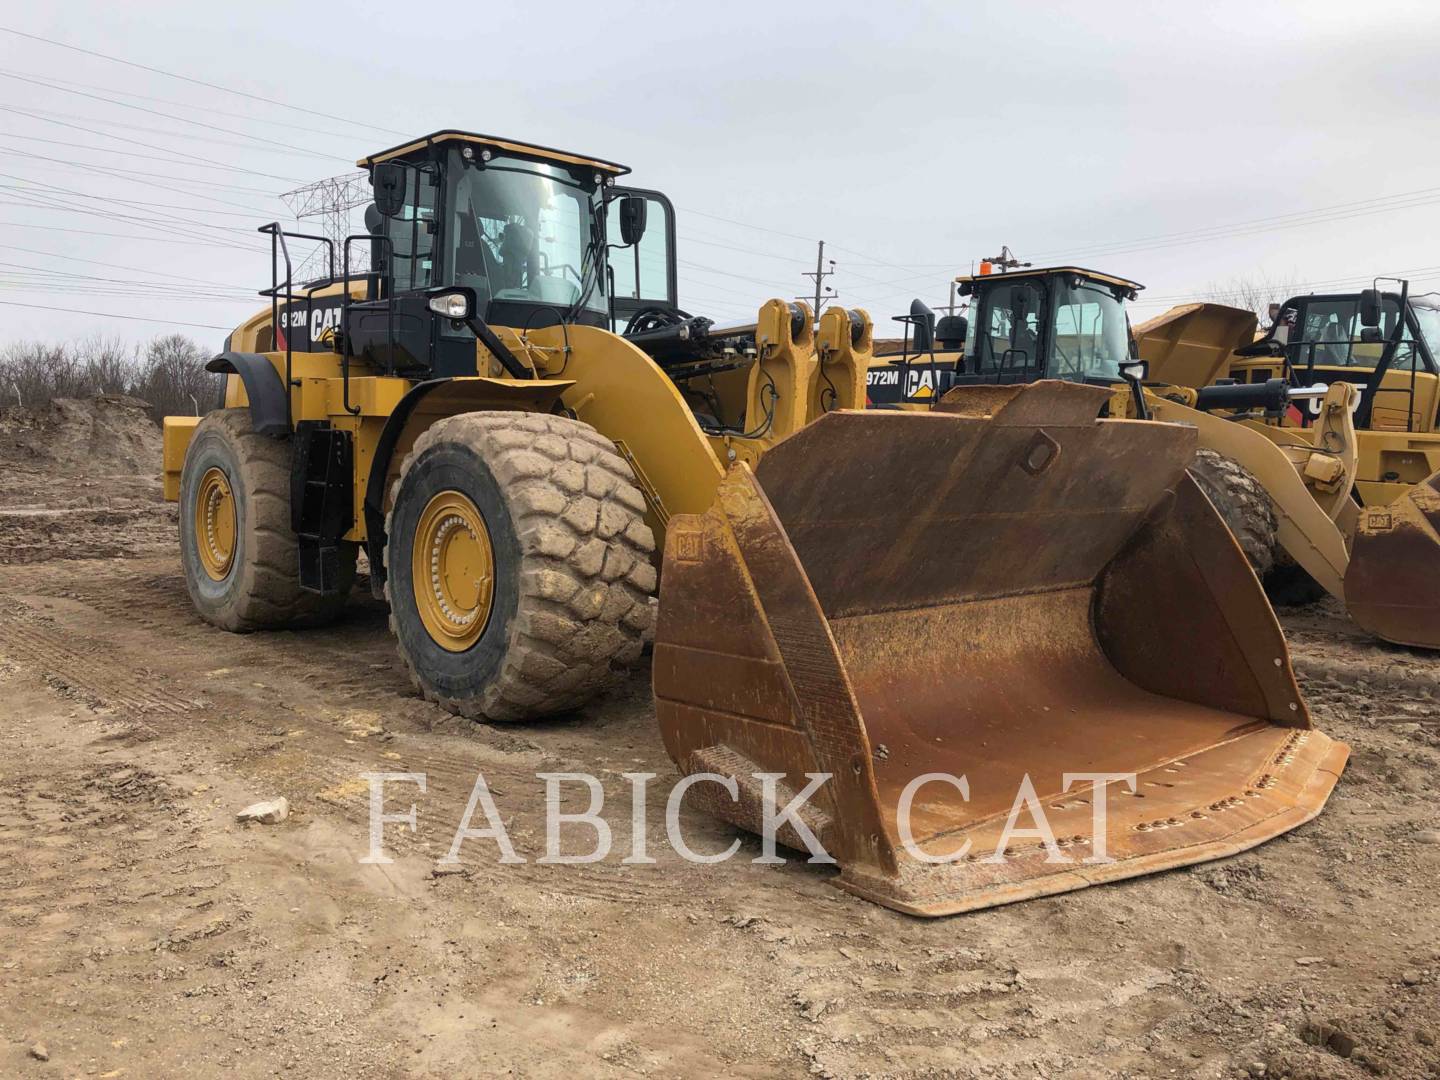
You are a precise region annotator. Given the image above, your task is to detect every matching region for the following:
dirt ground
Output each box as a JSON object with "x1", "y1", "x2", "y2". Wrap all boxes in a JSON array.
[{"x1": 0, "y1": 398, "x2": 1437, "y2": 1079}]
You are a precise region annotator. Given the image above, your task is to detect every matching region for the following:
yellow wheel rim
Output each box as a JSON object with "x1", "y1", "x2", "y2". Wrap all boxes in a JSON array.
[
  {"x1": 194, "y1": 466, "x2": 237, "y2": 580},
  {"x1": 412, "y1": 490, "x2": 495, "y2": 652}
]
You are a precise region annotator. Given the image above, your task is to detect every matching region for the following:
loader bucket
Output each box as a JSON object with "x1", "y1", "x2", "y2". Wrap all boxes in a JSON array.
[
  {"x1": 653, "y1": 381, "x2": 1348, "y2": 916},
  {"x1": 1345, "y1": 470, "x2": 1440, "y2": 649}
]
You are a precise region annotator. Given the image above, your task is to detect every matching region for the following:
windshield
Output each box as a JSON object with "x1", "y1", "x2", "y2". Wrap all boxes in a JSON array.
[
  {"x1": 1049, "y1": 279, "x2": 1130, "y2": 381},
  {"x1": 1412, "y1": 295, "x2": 1440, "y2": 358},
  {"x1": 447, "y1": 151, "x2": 606, "y2": 316},
  {"x1": 1287, "y1": 296, "x2": 1419, "y2": 369}
]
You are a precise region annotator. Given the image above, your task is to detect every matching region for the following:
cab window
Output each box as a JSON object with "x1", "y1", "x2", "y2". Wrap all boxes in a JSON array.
[
  {"x1": 973, "y1": 280, "x2": 1043, "y2": 374},
  {"x1": 381, "y1": 165, "x2": 436, "y2": 292},
  {"x1": 1050, "y1": 280, "x2": 1129, "y2": 381},
  {"x1": 609, "y1": 196, "x2": 672, "y2": 303},
  {"x1": 1292, "y1": 297, "x2": 1418, "y2": 369}
]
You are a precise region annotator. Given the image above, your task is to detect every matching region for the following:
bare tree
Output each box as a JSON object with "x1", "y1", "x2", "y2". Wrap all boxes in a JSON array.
[
  {"x1": 0, "y1": 333, "x2": 220, "y2": 423},
  {"x1": 136, "y1": 334, "x2": 217, "y2": 419},
  {"x1": 1202, "y1": 274, "x2": 1304, "y2": 327}
]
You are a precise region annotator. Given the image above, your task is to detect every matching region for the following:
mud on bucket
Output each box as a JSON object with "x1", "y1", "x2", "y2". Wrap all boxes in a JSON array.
[{"x1": 652, "y1": 380, "x2": 1348, "y2": 916}]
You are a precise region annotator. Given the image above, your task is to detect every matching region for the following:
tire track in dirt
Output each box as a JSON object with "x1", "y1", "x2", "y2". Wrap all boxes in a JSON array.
[{"x1": 0, "y1": 604, "x2": 200, "y2": 715}]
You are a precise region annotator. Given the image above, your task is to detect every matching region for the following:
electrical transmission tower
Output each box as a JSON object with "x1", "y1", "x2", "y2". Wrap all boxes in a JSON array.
[{"x1": 280, "y1": 172, "x2": 372, "y2": 280}]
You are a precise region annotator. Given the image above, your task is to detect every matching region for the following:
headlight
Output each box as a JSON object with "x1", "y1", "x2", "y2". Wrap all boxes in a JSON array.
[{"x1": 428, "y1": 292, "x2": 471, "y2": 320}]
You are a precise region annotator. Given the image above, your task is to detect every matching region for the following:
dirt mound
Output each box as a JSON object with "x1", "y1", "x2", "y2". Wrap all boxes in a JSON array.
[
  {"x1": 0, "y1": 395, "x2": 162, "y2": 476},
  {"x1": 0, "y1": 396, "x2": 173, "y2": 564}
]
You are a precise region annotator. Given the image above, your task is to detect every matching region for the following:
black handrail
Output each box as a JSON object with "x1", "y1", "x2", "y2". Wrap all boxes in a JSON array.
[
  {"x1": 258, "y1": 224, "x2": 335, "y2": 433},
  {"x1": 341, "y1": 233, "x2": 394, "y2": 416}
]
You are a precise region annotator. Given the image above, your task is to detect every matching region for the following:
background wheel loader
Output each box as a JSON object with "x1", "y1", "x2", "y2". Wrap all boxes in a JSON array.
[
  {"x1": 1135, "y1": 280, "x2": 1440, "y2": 647},
  {"x1": 161, "y1": 132, "x2": 1345, "y2": 914},
  {"x1": 868, "y1": 264, "x2": 1440, "y2": 649}
]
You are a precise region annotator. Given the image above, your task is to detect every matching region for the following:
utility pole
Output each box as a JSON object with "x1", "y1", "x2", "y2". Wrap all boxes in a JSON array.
[
  {"x1": 980, "y1": 245, "x2": 1030, "y2": 274},
  {"x1": 280, "y1": 172, "x2": 373, "y2": 280},
  {"x1": 796, "y1": 240, "x2": 837, "y2": 321}
]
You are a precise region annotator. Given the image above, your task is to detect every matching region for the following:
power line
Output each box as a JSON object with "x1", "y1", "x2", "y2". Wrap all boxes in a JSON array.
[
  {"x1": 678, "y1": 205, "x2": 818, "y2": 244},
  {"x1": 0, "y1": 106, "x2": 308, "y2": 183},
  {"x1": 5, "y1": 70, "x2": 383, "y2": 142},
  {"x1": 1132, "y1": 263, "x2": 1440, "y2": 308},
  {"x1": 0, "y1": 178, "x2": 268, "y2": 242},
  {"x1": 0, "y1": 221, "x2": 253, "y2": 247},
  {"x1": 0, "y1": 70, "x2": 356, "y2": 164},
  {"x1": 0, "y1": 145, "x2": 284, "y2": 196},
  {"x1": 0, "y1": 298, "x2": 232, "y2": 330},
  {"x1": 0, "y1": 149, "x2": 285, "y2": 214},
  {"x1": 0, "y1": 190, "x2": 265, "y2": 252},
  {"x1": 0, "y1": 131, "x2": 309, "y2": 181},
  {"x1": 0, "y1": 26, "x2": 406, "y2": 138},
  {"x1": 0, "y1": 243, "x2": 252, "y2": 289}
]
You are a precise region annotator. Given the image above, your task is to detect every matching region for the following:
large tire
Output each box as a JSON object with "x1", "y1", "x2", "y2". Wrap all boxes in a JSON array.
[
  {"x1": 1187, "y1": 447, "x2": 1278, "y2": 577},
  {"x1": 179, "y1": 409, "x2": 355, "y2": 631},
  {"x1": 384, "y1": 411, "x2": 657, "y2": 721}
]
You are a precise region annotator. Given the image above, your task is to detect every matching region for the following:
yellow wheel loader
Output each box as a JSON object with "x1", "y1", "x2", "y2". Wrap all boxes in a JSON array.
[
  {"x1": 1136, "y1": 281, "x2": 1440, "y2": 648},
  {"x1": 870, "y1": 265, "x2": 1438, "y2": 649},
  {"x1": 161, "y1": 132, "x2": 1344, "y2": 914}
]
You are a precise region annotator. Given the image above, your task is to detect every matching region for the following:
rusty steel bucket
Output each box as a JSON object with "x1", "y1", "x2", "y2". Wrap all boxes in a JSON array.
[
  {"x1": 1345, "y1": 471, "x2": 1440, "y2": 649},
  {"x1": 653, "y1": 381, "x2": 1348, "y2": 916}
]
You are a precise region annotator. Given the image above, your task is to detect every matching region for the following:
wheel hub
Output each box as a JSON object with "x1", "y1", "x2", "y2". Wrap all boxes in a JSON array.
[
  {"x1": 413, "y1": 491, "x2": 495, "y2": 652},
  {"x1": 194, "y1": 466, "x2": 236, "y2": 580}
]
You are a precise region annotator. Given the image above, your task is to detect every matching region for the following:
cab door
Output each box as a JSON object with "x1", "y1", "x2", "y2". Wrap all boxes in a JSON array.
[
  {"x1": 950, "y1": 278, "x2": 1047, "y2": 386},
  {"x1": 607, "y1": 187, "x2": 678, "y2": 332}
]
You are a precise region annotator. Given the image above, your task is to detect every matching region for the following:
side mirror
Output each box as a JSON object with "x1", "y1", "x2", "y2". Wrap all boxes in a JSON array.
[
  {"x1": 1120, "y1": 358, "x2": 1149, "y2": 383},
  {"x1": 1359, "y1": 288, "x2": 1382, "y2": 328},
  {"x1": 910, "y1": 299, "x2": 937, "y2": 353},
  {"x1": 373, "y1": 163, "x2": 407, "y2": 218},
  {"x1": 618, "y1": 196, "x2": 648, "y2": 246},
  {"x1": 1359, "y1": 326, "x2": 1383, "y2": 344}
]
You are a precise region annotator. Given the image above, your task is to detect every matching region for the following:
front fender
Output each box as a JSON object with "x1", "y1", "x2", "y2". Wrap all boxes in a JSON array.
[{"x1": 205, "y1": 351, "x2": 289, "y2": 436}]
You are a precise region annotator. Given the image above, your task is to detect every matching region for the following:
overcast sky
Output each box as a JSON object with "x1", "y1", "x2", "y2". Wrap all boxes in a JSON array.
[{"x1": 2, "y1": 1, "x2": 1439, "y2": 349}]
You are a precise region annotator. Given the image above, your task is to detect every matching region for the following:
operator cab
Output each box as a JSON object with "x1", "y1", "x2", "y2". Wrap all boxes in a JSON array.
[
  {"x1": 1233, "y1": 286, "x2": 1440, "y2": 431},
  {"x1": 268, "y1": 130, "x2": 679, "y2": 378},
  {"x1": 869, "y1": 267, "x2": 1141, "y2": 405}
]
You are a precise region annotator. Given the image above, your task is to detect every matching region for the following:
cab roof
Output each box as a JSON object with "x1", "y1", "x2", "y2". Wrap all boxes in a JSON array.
[
  {"x1": 954, "y1": 266, "x2": 1144, "y2": 292},
  {"x1": 358, "y1": 130, "x2": 631, "y2": 176}
]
